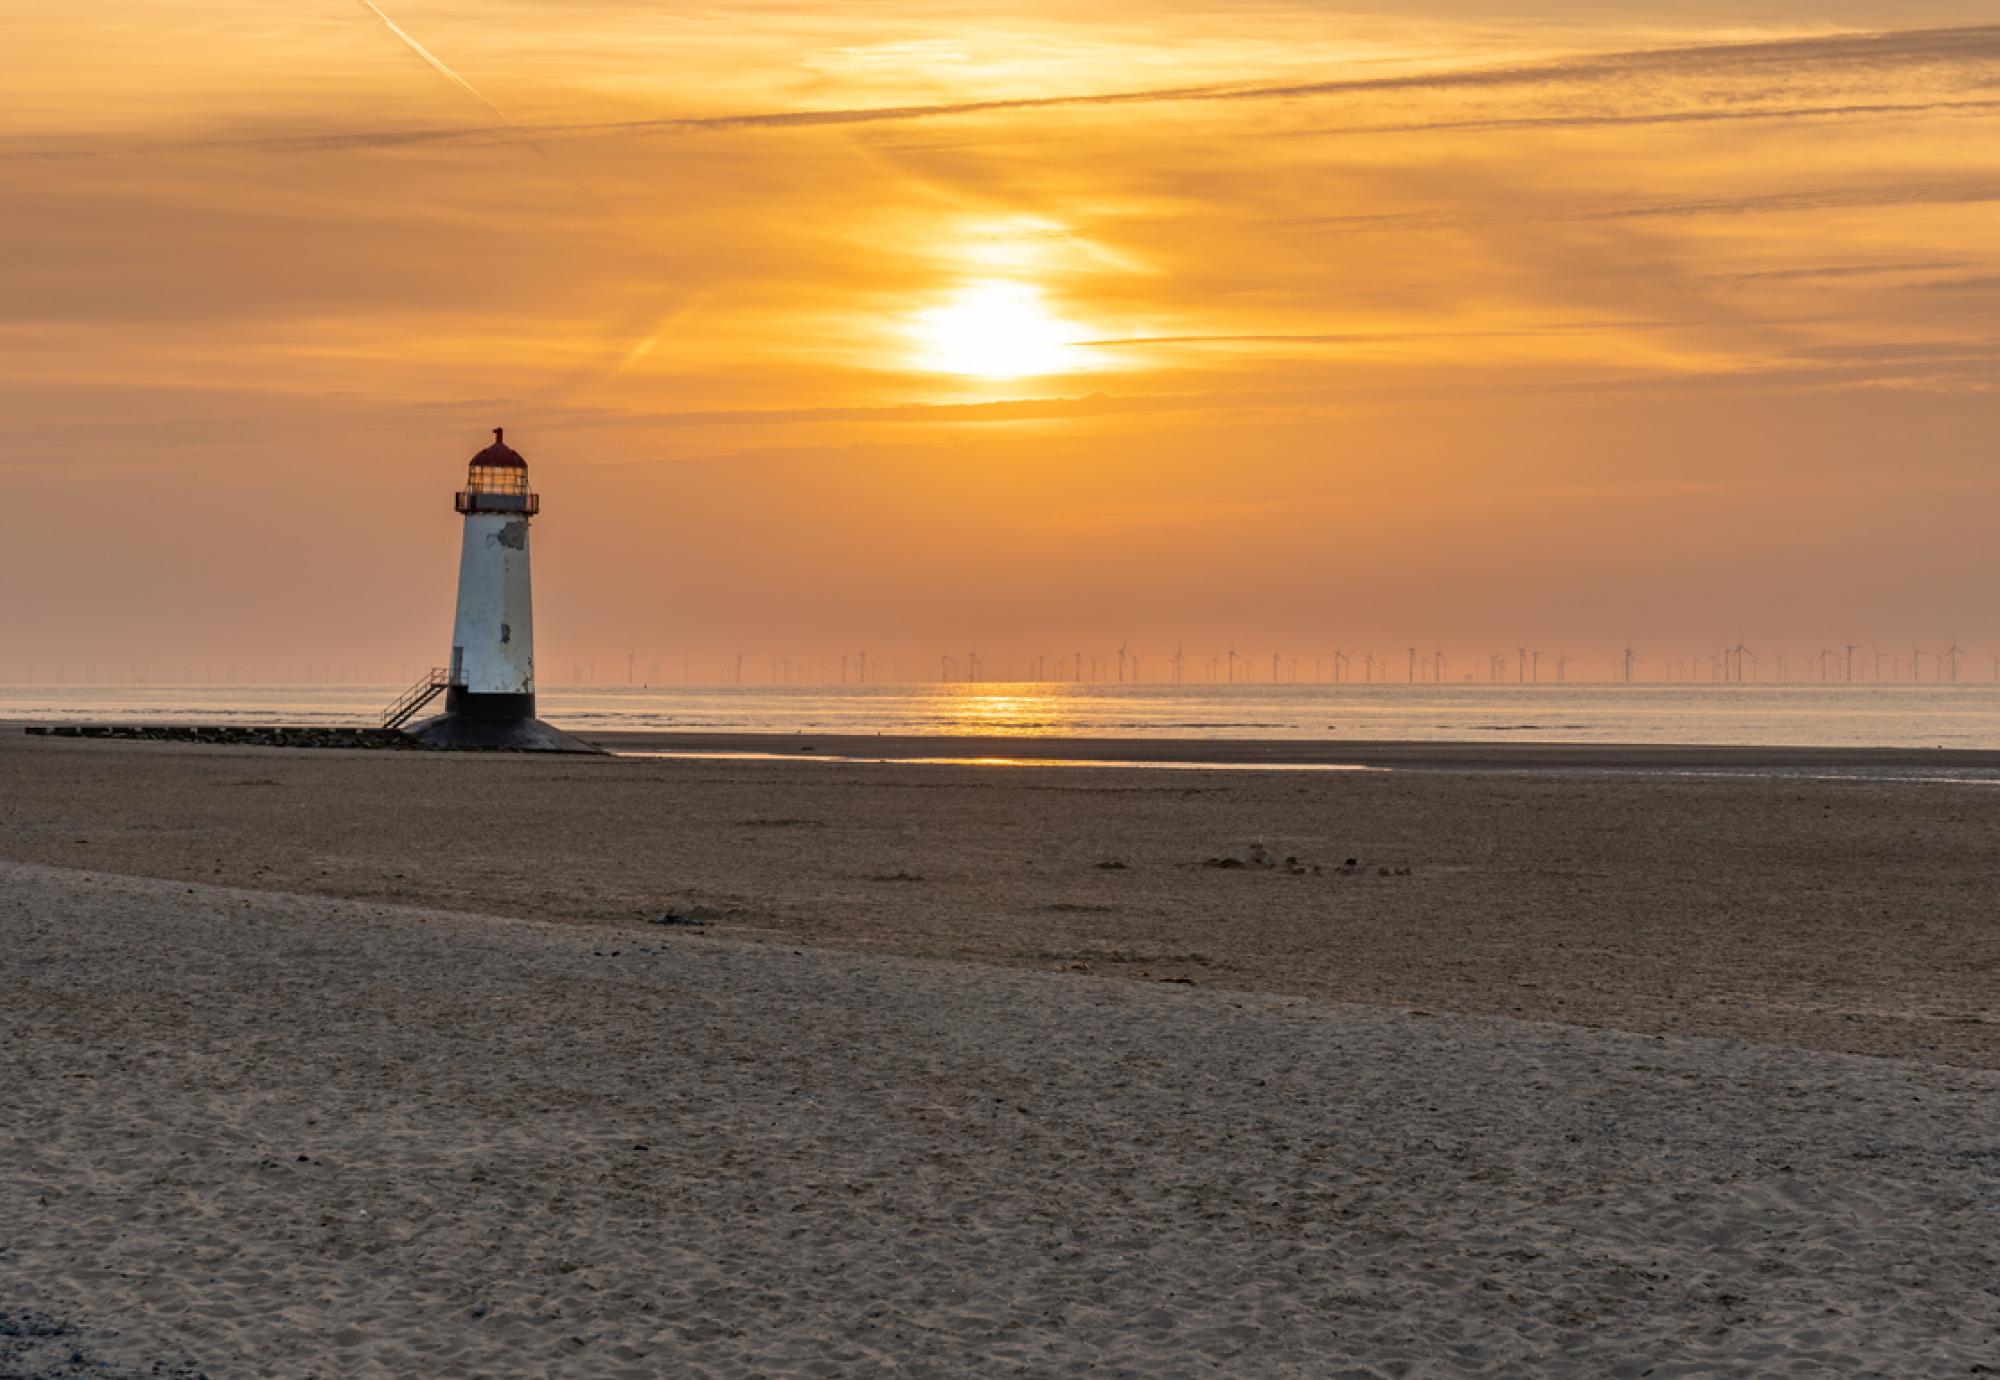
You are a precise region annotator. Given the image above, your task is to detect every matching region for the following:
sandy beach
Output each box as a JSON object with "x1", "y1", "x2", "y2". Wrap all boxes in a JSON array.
[
  {"x1": 4, "y1": 733, "x2": 1998, "y2": 1375},
  {"x1": 4, "y1": 733, "x2": 1996, "y2": 1067},
  {"x1": 7, "y1": 859, "x2": 1997, "y2": 1376}
]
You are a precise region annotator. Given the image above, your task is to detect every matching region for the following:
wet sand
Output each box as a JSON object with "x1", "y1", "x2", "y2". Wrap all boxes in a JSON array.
[
  {"x1": 6, "y1": 860, "x2": 1996, "y2": 1376},
  {"x1": 588, "y1": 728, "x2": 2000, "y2": 773},
  {"x1": 3, "y1": 731, "x2": 1996, "y2": 1067}
]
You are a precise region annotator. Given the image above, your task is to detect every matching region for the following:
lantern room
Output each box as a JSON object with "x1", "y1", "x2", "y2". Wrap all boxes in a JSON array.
[{"x1": 455, "y1": 427, "x2": 540, "y2": 514}]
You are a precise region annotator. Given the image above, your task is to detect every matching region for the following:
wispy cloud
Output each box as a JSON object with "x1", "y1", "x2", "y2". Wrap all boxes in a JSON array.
[
  {"x1": 1296, "y1": 182, "x2": 2000, "y2": 234},
  {"x1": 11, "y1": 22, "x2": 1998, "y2": 160},
  {"x1": 1291, "y1": 99, "x2": 2000, "y2": 142},
  {"x1": 1908, "y1": 273, "x2": 2000, "y2": 292},
  {"x1": 1715, "y1": 262, "x2": 1966, "y2": 283},
  {"x1": 1077, "y1": 319, "x2": 1833, "y2": 348}
]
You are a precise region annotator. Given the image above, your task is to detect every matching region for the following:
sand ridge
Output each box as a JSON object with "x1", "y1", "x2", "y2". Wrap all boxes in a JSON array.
[{"x1": 4, "y1": 860, "x2": 1997, "y2": 1376}]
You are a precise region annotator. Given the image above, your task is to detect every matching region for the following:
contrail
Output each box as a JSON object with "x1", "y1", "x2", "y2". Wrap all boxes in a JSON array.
[{"x1": 352, "y1": 0, "x2": 508, "y2": 123}]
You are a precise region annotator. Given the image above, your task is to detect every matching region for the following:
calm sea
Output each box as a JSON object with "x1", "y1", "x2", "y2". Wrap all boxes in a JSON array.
[{"x1": 4, "y1": 682, "x2": 1997, "y2": 750}]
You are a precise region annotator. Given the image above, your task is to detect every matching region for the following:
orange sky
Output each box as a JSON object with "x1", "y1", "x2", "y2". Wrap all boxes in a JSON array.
[{"x1": 3, "y1": 3, "x2": 1998, "y2": 682}]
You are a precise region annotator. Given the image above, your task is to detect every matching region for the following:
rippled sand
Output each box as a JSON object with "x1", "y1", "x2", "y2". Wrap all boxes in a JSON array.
[{"x1": 6, "y1": 861, "x2": 1996, "y2": 1376}]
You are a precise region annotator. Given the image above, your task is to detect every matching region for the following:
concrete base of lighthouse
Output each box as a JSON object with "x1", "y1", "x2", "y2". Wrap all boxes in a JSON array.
[{"x1": 404, "y1": 696, "x2": 602, "y2": 753}]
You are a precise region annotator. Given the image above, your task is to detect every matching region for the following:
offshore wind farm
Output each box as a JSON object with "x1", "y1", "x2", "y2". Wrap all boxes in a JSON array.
[{"x1": 9, "y1": 679, "x2": 2000, "y2": 753}]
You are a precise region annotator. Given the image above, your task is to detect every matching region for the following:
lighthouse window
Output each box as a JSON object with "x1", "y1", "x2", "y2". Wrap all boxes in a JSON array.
[{"x1": 467, "y1": 464, "x2": 529, "y2": 496}]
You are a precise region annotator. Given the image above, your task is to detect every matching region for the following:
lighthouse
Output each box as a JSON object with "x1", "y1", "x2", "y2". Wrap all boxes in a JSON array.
[{"x1": 402, "y1": 429, "x2": 596, "y2": 752}]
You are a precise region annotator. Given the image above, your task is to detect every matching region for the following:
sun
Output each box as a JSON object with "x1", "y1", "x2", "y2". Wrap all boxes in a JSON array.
[{"x1": 912, "y1": 281, "x2": 1085, "y2": 379}]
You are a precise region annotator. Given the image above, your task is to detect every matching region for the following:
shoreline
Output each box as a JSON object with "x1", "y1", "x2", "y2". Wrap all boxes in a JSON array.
[
  {"x1": 581, "y1": 728, "x2": 2000, "y2": 773},
  {"x1": 13, "y1": 720, "x2": 2000, "y2": 774}
]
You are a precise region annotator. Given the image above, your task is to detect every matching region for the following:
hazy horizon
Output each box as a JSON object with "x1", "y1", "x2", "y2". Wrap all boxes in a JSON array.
[{"x1": 6, "y1": 3, "x2": 1998, "y2": 678}]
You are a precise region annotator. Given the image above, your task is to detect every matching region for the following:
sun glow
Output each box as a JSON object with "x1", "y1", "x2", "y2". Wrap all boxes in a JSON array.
[{"x1": 912, "y1": 281, "x2": 1086, "y2": 379}]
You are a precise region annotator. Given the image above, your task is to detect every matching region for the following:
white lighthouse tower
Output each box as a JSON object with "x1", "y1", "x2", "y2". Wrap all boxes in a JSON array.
[
  {"x1": 446, "y1": 427, "x2": 537, "y2": 717},
  {"x1": 402, "y1": 428, "x2": 595, "y2": 751}
]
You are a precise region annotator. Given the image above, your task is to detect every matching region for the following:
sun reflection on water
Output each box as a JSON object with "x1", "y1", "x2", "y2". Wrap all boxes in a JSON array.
[{"x1": 933, "y1": 684, "x2": 1075, "y2": 735}]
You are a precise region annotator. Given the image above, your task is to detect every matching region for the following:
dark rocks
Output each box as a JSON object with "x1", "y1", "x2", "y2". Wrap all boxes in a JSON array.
[
  {"x1": 0, "y1": 1308, "x2": 205, "y2": 1379},
  {"x1": 0, "y1": 1311, "x2": 69, "y2": 1340},
  {"x1": 25, "y1": 724, "x2": 426, "y2": 751},
  {"x1": 650, "y1": 912, "x2": 706, "y2": 928},
  {"x1": 26, "y1": 721, "x2": 603, "y2": 754},
  {"x1": 1204, "y1": 843, "x2": 1301, "y2": 872},
  {"x1": 1205, "y1": 846, "x2": 1385, "y2": 878}
]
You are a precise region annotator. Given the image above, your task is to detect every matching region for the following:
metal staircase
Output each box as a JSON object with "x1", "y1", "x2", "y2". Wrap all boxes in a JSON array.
[{"x1": 382, "y1": 668, "x2": 454, "y2": 730}]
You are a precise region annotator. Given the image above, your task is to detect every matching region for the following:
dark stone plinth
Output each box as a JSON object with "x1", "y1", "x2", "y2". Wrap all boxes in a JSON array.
[{"x1": 402, "y1": 713, "x2": 602, "y2": 753}]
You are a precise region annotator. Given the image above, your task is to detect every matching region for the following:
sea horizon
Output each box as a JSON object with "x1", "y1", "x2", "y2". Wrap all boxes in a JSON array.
[{"x1": 7, "y1": 680, "x2": 1999, "y2": 751}]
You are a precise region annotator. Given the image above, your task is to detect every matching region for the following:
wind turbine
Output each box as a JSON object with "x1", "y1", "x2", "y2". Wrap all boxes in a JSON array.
[
  {"x1": 1941, "y1": 641, "x2": 1965, "y2": 682},
  {"x1": 1117, "y1": 642, "x2": 1129, "y2": 683},
  {"x1": 1226, "y1": 646, "x2": 1240, "y2": 684},
  {"x1": 1727, "y1": 642, "x2": 1751, "y2": 683},
  {"x1": 1407, "y1": 646, "x2": 1417, "y2": 683},
  {"x1": 1172, "y1": 643, "x2": 1185, "y2": 683}
]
